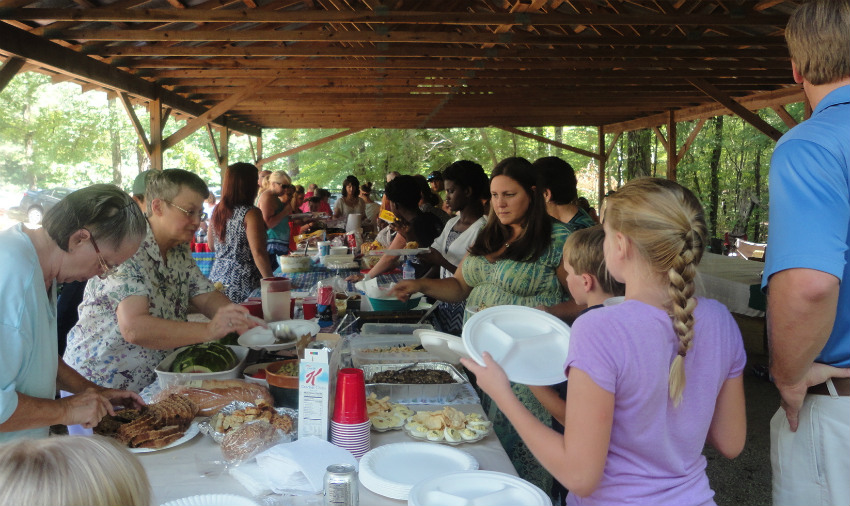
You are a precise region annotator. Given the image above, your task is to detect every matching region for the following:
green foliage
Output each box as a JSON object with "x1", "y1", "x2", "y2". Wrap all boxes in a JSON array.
[{"x1": 0, "y1": 71, "x2": 803, "y2": 244}]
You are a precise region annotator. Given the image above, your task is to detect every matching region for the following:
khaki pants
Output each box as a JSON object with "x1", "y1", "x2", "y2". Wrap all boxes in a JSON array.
[{"x1": 770, "y1": 393, "x2": 850, "y2": 506}]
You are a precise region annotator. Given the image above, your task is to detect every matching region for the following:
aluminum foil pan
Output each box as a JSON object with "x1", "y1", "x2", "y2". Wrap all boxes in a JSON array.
[
  {"x1": 198, "y1": 400, "x2": 297, "y2": 444},
  {"x1": 362, "y1": 362, "x2": 468, "y2": 403}
]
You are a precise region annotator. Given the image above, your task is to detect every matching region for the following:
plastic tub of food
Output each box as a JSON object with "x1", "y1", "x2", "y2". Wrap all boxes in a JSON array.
[{"x1": 350, "y1": 335, "x2": 445, "y2": 368}]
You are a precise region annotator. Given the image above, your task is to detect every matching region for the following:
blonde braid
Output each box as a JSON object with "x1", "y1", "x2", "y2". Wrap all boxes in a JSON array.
[
  {"x1": 667, "y1": 227, "x2": 702, "y2": 406},
  {"x1": 605, "y1": 178, "x2": 706, "y2": 407}
]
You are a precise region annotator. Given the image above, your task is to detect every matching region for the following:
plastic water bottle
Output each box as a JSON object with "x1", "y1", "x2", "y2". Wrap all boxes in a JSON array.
[
  {"x1": 402, "y1": 259, "x2": 415, "y2": 280},
  {"x1": 293, "y1": 298, "x2": 304, "y2": 320}
]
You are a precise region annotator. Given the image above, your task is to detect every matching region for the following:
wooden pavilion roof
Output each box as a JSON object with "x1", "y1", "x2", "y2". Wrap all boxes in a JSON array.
[{"x1": 0, "y1": 1, "x2": 804, "y2": 137}]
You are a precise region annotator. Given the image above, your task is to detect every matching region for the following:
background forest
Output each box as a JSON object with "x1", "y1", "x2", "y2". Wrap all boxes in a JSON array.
[{"x1": 0, "y1": 72, "x2": 802, "y2": 243}]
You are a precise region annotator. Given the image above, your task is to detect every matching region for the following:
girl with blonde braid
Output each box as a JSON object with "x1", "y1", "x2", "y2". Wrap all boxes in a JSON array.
[{"x1": 464, "y1": 178, "x2": 747, "y2": 505}]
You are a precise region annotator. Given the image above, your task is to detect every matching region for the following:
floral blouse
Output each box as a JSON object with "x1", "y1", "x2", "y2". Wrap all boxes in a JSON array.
[{"x1": 63, "y1": 223, "x2": 214, "y2": 392}]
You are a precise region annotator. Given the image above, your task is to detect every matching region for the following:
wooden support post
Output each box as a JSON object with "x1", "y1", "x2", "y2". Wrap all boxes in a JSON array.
[
  {"x1": 667, "y1": 110, "x2": 677, "y2": 181},
  {"x1": 256, "y1": 135, "x2": 263, "y2": 167},
  {"x1": 678, "y1": 118, "x2": 707, "y2": 164},
  {"x1": 219, "y1": 126, "x2": 229, "y2": 172},
  {"x1": 597, "y1": 127, "x2": 606, "y2": 207},
  {"x1": 248, "y1": 136, "x2": 256, "y2": 164},
  {"x1": 149, "y1": 98, "x2": 164, "y2": 171},
  {"x1": 119, "y1": 92, "x2": 151, "y2": 156},
  {"x1": 771, "y1": 105, "x2": 798, "y2": 129},
  {"x1": 206, "y1": 124, "x2": 220, "y2": 163}
]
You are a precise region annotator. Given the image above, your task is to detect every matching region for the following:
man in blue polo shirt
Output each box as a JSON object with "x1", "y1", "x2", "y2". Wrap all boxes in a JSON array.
[{"x1": 763, "y1": 1, "x2": 850, "y2": 505}]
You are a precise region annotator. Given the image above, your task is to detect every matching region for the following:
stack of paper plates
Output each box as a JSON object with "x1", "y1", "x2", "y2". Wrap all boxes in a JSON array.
[
  {"x1": 407, "y1": 470, "x2": 551, "y2": 506},
  {"x1": 359, "y1": 442, "x2": 478, "y2": 500}
]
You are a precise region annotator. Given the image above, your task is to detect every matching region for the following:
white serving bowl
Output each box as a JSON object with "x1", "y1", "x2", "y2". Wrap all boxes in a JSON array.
[{"x1": 155, "y1": 345, "x2": 248, "y2": 388}]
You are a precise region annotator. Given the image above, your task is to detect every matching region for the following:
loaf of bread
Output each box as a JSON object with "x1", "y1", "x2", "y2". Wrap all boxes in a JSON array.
[{"x1": 154, "y1": 379, "x2": 273, "y2": 416}]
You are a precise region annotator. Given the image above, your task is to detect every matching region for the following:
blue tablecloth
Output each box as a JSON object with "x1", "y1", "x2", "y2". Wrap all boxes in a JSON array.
[{"x1": 248, "y1": 268, "x2": 402, "y2": 297}]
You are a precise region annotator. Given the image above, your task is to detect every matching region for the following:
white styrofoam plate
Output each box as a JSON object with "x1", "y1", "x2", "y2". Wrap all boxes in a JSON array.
[
  {"x1": 237, "y1": 319, "x2": 319, "y2": 351},
  {"x1": 160, "y1": 493, "x2": 259, "y2": 506},
  {"x1": 414, "y1": 329, "x2": 468, "y2": 363},
  {"x1": 359, "y1": 442, "x2": 478, "y2": 500},
  {"x1": 462, "y1": 305, "x2": 571, "y2": 386},
  {"x1": 407, "y1": 470, "x2": 551, "y2": 506}
]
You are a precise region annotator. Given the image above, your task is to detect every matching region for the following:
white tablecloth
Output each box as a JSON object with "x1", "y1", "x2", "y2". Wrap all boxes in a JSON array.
[
  {"x1": 140, "y1": 403, "x2": 516, "y2": 506},
  {"x1": 696, "y1": 253, "x2": 765, "y2": 317}
]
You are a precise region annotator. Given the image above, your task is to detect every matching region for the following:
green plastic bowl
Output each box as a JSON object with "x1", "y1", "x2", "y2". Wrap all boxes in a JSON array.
[{"x1": 368, "y1": 295, "x2": 422, "y2": 311}]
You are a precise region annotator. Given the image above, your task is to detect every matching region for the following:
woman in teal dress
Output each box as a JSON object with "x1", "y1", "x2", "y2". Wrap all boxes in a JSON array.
[{"x1": 393, "y1": 157, "x2": 569, "y2": 497}]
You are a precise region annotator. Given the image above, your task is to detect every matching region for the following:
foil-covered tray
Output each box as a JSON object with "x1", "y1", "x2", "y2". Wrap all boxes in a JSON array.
[
  {"x1": 198, "y1": 400, "x2": 298, "y2": 444},
  {"x1": 362, "y1": 362, "x2": 468, "y2": 403}
]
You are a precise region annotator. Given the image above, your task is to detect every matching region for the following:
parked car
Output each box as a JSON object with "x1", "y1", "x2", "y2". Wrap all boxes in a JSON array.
[{"x1": 16, "y1": 187, "x2": 76, "y2": 224}]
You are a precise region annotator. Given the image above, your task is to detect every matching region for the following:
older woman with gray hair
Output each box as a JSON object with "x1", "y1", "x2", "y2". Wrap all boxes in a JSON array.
[
  {"x1": 64, "y1": 169, "x2": 257, "y2": 393},
  {"x1": 0, "y1": 185, "x2": 146, "y2": 442}
]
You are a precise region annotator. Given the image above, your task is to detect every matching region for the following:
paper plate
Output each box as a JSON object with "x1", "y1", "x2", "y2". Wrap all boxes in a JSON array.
[
  {"x1": 462, "y1": 305, "x2": 571, "y2": 386},
  {"x1": 160, "y1": 494, "x2": 259, "y2": 506},
  {"x1": 359, "y1": 442, "x2": 478, "y2": 500},
  {"x1": 414, "y1": 329, "x2": 468, "y2": 363},
  {"x1": 129, "y1": 421, "x2": 199, "y2": 454},
  {"x1": 407, "y1": 470, "x2": 550, "y2": 506},
  {"x1": 237, "y1": 319, "x2": 319, "y2": 351}
]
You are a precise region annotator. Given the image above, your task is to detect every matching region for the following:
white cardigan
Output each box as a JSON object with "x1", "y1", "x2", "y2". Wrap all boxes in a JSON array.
[{"x1": 430, "y1": 215, "x2": 487, "y2": 279}]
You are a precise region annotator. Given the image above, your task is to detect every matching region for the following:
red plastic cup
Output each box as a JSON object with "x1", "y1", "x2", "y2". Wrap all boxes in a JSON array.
[
  {"x1": 333, "y1": 368, "x2": 369, "y2": 424},
  {"x1": 239, "y1": 301, "x2": 263, "y2": 319},
  {"x1": 303, "y1": 297, "x2": 318, "y2": 320}
]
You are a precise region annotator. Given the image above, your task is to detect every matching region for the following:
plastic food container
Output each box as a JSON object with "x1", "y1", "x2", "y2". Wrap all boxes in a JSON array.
[
  {"x1": 155, "y1": 345, "x2": 249, "y2": 388},
  {"x1": 350, "y1": 336, "x2": 444, "y2": 368},
  {"x1": 362, "y1": 362, "x2": 468, "y2": 403}
]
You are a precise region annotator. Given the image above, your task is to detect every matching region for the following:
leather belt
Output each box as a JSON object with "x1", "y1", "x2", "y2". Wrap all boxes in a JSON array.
[{"x1": 807, "y1": 377, "x2": 850, "y2": 396}]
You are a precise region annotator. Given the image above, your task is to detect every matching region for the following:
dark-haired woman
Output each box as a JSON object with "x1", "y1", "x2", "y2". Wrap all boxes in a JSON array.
[
  {"x1": 359, "y1": 182, "x2": 380, "y2": 229},
  {"x1": 333, "y1": 174, "x2": 366, "y2": 221},
  {"x1": 417, "y1": 160, "x2": 489, "y2": 335},
  {"x1": 0, "y1": 185, "x2": 146, "y2": 442},
  {"x1": 393, "y1": 157, "x2": 569, "y2": 494},
  {"x1": 210, "y1": 163, "x2": 275, "y2": 302}
]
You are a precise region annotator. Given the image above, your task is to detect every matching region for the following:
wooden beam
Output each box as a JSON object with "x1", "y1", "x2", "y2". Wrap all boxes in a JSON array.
[
  {"x1": 597, "y1": 127, "x2": 606, "y2": 208},
  {"x1": 2, "y1": 9, "x2": 789, "y2": 26},
  {"x1": 605, "y1": 131, "x2": 621, "y2": 161},
  {"x1": 0, "y1": 56, "x2": 25, "y2": 93},
  {"x1": 119, "y1": 91, "x2": 151, "y2": 155},
  {"x1": 666, "y1": 110, "x2": 677, "y2": 181},
  {"x1": 256, "y1": 135, "x2": 262, "y2": 167},
  {"x1": 206, "y1": 124, "x2": 220, "y2": 163},
  {"x1": 495, "y1": 127, "x2": 602, "y2": 160},
  {"x1": 771, "y1": 105, "x2": 798, "y2": 129},
  {"x1": 57, "y1": 28, "x2": 787, "y2": 46},
  {"x1": 605, "y1": 86, "x2": 803, "y2": 134},
  {"x1": 219, "y1": 126, "x2": 228, "y2": 172},
  {"x1": 98, "y1": 44, "x2": 785, "y2": 59},
  {"x1": 247, "y1": 135, "x2": 256, "y2": 164},
  {"x1": 149, "y1": 98, "x2": 163, "y2": 171},
  {"x1": 258, "y1": 128, "x2": 364, "y2": 166},
  {"x1": 0, "y1": 22, "x2": 259, "y2": 136},
  {"x1": 162, "y1": 78, "x2": 274, "y2": 150},
  {"x1": 687, "y1": 78, "x2": 783, "y2": 141},
  {"x1": 677, "y1": 118, "x2": 707, "y2": 163},
  {"x1": 651, "y1": 126, "x2": 669, "y2": 153}
]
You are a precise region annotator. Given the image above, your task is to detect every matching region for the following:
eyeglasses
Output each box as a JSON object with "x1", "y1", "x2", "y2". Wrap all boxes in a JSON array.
[
  {"x1": 272, "y1": 182, "x2": 292, "y2": 190},
  {"x1": 166, "y1": 201, "x2": 207, "y2": 221},
  {"x1": 87, "y1": 231, "x2": 118, "y2": 279}
]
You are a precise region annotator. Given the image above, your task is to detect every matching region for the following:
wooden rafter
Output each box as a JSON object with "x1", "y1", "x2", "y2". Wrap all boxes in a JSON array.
[
  {"x1": 258, "y1": 128, "x2": 365, "y2": 166},
  {"x1": 498, "y1": 127, "x2": 601, "y2": 160},
  {"x1": 0, "y1": 56, "x2": 25, "y2": 93},
  {"x1": 687, "y1": 78, "x2": 783, "y2": 141}
]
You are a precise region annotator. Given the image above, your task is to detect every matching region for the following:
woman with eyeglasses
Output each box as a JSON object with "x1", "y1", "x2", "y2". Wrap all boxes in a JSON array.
[
  {"x1": 64, "y1": 169, "x2": 258, "y2": 393},
  {"x1": 0, "y1": 185, "x2": 146, "y2": 442},
  {"x1": 209, "y1": 163, "x2": 275, "y2": 302}
]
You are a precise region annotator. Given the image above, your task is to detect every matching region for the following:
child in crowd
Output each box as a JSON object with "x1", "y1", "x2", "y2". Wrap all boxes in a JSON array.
[
  {"x1": 528, "y1": 225, "x2": 625, "y2": 505},
  {"x1": 0, "y1": 435, "x2": 151, "y2": 506},
  {"x1": 464, "y1": 178, "x2": 746, "y2": 505}
]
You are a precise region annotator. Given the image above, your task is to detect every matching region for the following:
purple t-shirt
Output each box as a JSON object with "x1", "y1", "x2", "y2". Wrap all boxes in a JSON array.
[{"x1": 565, "y1": 298, "x2": 746, "y2": 506}]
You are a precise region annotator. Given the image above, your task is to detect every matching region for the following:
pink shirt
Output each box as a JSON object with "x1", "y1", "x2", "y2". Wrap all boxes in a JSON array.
[{"x1": 565, "y1": 298, "x2": 745, "y2": 506}]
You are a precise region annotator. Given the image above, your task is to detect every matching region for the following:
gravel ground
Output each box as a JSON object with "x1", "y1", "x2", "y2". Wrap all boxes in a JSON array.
[{"x1": 706, "y1": 354, "x2": 778, "y2": 506}]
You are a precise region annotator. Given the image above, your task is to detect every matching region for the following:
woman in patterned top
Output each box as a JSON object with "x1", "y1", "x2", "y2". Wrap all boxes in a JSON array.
[
  {"x1": 393, "y1": 156, "x2": 570, "y2": 497},
  {"x1": 209, "y1": 163, "x2": 275, "y2": 302},
  {"x1": 64, "y1": 169, "x2": 259, "y2": 393}
]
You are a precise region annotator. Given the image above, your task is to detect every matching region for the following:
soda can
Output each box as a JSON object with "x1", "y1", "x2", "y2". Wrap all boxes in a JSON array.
[{"x1": 324, "y1": 464, "x2": 358, "y2": 506}]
